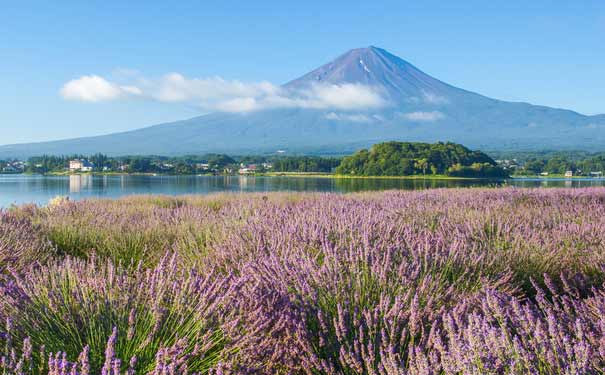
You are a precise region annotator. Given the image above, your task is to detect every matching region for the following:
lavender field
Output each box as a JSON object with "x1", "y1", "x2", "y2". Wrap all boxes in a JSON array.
[{"x1": 1, "y1": 188, "x2": 605, "y2": 374}]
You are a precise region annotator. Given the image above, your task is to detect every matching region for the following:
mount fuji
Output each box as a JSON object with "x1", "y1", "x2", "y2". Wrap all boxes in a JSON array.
[{"x1": 1, "y1": 46, "x2": 604, "y2": 157}]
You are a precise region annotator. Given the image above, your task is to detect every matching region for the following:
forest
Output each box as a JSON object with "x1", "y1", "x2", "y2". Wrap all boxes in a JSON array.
[{"x1": 336, "y1": 141, "x2": 508, "y2": 177}]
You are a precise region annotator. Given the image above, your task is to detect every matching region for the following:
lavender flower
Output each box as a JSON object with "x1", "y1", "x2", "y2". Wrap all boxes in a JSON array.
[{"x1": 1, "y1": 189, "x2": 605, "y2": 373}]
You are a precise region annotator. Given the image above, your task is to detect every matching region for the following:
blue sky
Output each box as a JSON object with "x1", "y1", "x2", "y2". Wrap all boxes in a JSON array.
[{"x1": 1, "y1": 0, "x2": 604, "y2": 144}]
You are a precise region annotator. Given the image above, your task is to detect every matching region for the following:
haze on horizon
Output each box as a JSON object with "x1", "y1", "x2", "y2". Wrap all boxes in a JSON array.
[{"x1": 1, "y1": 0, "x2": 604, "y2": 145}]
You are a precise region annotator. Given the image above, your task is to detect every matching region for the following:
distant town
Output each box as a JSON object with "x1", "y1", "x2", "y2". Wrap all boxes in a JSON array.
[{"x1": 0, "y1": 153, "x2": 340, "y2": 176}]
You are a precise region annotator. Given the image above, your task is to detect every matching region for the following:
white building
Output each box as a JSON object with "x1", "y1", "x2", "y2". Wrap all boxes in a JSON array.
[
  {"x1": 69, "y1": 159, "x2": 94, "y2": 172},
  {"x1": 239, "y1": 164, "x2": 258, "y2": 174}
]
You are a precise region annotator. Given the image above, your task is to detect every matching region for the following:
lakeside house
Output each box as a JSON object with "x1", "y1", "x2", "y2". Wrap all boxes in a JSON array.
[
  {"x1": 2, "y1": 165, "x2": 19, "y2": 173},
  {"x1": 69, "y1": 159, "x2": 94, "y2": 172},
  {"x1": 239, "y1": 164, "x2": 257, "y2": 175},
  {"x1": 1, "y1": 161, "x2": 25, "y2": 173},
  {"x1": 564, "y1": 171, "x2": 573, "y2": 178},
  {"x1": 238, "y1": 163, "x2": 272, "y2": 175},
  {"x1": 495, "y1": 159, "x2": 519, "y2": 171}
]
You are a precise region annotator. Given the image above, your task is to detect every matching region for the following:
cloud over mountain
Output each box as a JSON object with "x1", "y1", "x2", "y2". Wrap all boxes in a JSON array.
[
  {"x1": 400, "y1": 111, "x2": 445, "y2": 122},
  {"x1": 60, "y1": 72, "x2": 388, "y2": 112},
  {"x1": 324, "y1": 112, "x2": 375, "y2": 122}
]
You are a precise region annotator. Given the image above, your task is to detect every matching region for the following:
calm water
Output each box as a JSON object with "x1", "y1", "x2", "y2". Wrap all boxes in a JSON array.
[{"x1": 1, "y1": 174, "x2": 605, "y2": 207}]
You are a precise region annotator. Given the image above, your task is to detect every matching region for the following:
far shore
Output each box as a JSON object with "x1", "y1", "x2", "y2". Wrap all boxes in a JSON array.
[
  {"x1": 11, "y1": 171, "x2": 496, "y2": 180},
  {"x1": 3, "y1": 171, "x2": 604, "y2": 180},
  {"x1": 260, "y1": 172, "x2": 499, "y2": 180},
  {"x1": 510, "y1": 174, "x2": 605, "y2": 179}
]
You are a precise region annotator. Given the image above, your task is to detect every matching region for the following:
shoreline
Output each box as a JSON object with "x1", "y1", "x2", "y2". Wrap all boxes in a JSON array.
[
  {"x1": 260, "y1": 172, "x2": 497, "y2": 180},
  {"x1": 19, "y1": 171, "x2": 499, "y2": 180},
  {"x1": 4, "y1": 171, "x2": 605, "y2": 180}
]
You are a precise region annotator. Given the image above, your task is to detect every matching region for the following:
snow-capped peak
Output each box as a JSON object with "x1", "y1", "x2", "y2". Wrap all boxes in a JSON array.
[{"x1": 359, "y1": 59, "x2": 371, "y2": 73}]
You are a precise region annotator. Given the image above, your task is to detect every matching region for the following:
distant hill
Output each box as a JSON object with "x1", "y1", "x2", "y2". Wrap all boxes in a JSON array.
[
  {"x1": 336, "y1": 141, "x2": 507, "y2": 177},
  {"x1": 1, "y1": 46, "x2": 604, "y2": 158}
]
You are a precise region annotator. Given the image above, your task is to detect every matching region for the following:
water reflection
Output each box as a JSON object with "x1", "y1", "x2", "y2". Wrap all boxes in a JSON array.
[
  {"x1": 69, "y1": 174, "x2": 94, "y2": 193},
  {"x1": 1, "y1": 174, "x2": 604, "y2": 207},
  {"x1": 332, "y1": 177, "x2": 502, "y2": 192}
]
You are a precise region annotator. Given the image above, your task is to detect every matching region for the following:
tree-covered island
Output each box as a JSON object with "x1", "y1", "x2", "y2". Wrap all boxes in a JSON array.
[{"x1": 336, "y1": 141, "x2": 508, "y2": 178}]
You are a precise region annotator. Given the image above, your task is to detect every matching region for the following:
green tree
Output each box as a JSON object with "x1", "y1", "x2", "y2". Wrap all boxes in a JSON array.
[{"x1": 415, "y1": 158, "x2": 429, "y2": 175}]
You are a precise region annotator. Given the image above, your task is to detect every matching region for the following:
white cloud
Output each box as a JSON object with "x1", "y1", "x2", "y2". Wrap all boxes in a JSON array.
[
  {"x1": 297, "y1": 84, "x2": 386, "y2": 110},
  {"x1": 60, "y1": 72, "x2": 388, "y2": 113},
  {"x1": 324, "y1": 112, "x2": 375, "y2": 122},
  {"x1": 406, "y1": 90, "x2": 449, "y2": 105},
  {"x1": 215, "y1": 97, "x2": 260, "y2": 112},
  {"x1": 400, "y1": 111, "x2": 445, "y2": 122},
  {"x1": 421, "y1": 90, "x2": 449, "y2": 105},
  {"x1": 147, "y1": 73, "x2": 280, "y2": 104},
  {"x1": 60, "y1": 75, "x2": 140, "y2": 102},
  {"x1": 120, "y1": 86, "x2": 143, "y2": 95}
]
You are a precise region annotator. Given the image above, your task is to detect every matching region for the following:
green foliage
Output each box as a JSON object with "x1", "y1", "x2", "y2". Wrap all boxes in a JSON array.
[
  {"x1": 492, "y1": 150, "x2": 605, "y2": 176},
  {"x1": 523, "y1": 159, "x2": 547, "y2": 174},
  {"x1": 336, "y1": 141, "x2": 504, "y2": 177},
  {"x1": 447, "y1": 163, "x2": 509, "y2": 178},
  {"x1": 271, "y1": 156, "x2": 340, "y2": 173},
  {"x1": 36, "y1": 200, "x2": 224, "y2": 267}
]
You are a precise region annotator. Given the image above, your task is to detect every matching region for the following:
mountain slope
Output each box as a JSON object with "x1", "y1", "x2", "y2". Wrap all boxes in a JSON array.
[
  {"x1": 286, "y1": 46, "x2": 476, "y2": 101},
  {"x1": 1, "y1": 46, "x2": 604, "y2": 158}
]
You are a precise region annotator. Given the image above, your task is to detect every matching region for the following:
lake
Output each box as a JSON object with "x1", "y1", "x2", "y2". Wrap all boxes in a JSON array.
[{"x1": 1, "y1": 174, "x2": 605, "y2": 207}]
